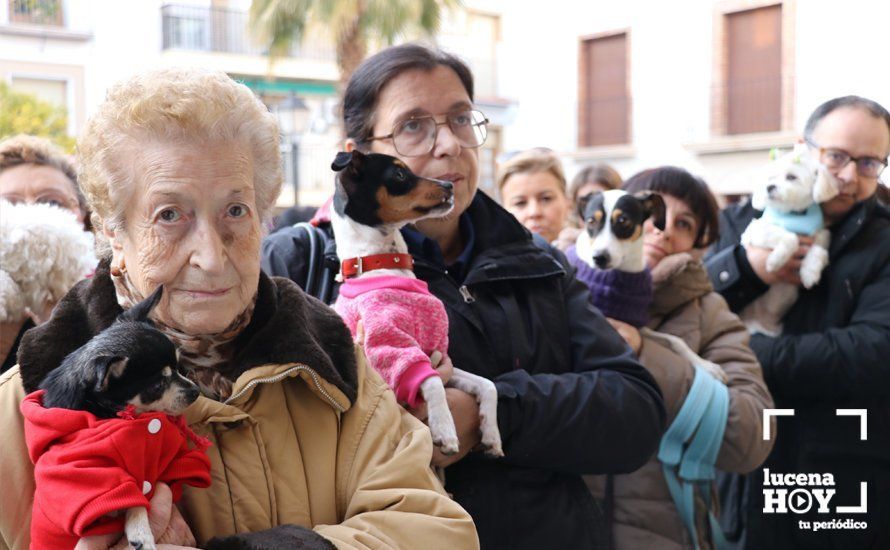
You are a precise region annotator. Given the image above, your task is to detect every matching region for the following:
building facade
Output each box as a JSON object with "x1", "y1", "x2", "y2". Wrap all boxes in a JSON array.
[
  {"x1": 5, "y1": 0, "x2": 885, "y2": 204},
  {"x1": 493, "y1": 0, "x2": 890, "y2": 198},
  {"x1": 0, "y1": 0, "x2": 512, "y2": 207}
]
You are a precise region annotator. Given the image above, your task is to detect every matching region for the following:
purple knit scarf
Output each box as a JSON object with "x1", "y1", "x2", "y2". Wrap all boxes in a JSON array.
[{"x1": 566, "y1": 246, "x2": 653, "y2": 328}]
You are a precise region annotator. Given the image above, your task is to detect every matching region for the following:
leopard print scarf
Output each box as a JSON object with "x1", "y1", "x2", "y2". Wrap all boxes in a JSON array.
[{"x1": 110, "y1": 262, "x2": 255, "y2": 401}]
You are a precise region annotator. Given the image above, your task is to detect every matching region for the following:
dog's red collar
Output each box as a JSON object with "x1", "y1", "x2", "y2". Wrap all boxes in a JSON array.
[{"x1": 340, "y1": 253, "x2": 414, "y2": 279}]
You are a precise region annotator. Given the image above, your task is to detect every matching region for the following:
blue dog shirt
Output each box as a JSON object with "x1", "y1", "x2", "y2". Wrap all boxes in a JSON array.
[{"x1": 760, "y1": 203, "x2": 823, "y2": 236}]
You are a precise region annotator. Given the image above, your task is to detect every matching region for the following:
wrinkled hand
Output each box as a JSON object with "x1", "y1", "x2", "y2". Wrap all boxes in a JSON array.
[
  {"x1": 744, "y1": 235, "x2": 814, "y2": 286},
  {"x1": 607, "y1": 318, "x2": 642, "y2": 355},
  {"x1": 75, "y1": 483, "x2": 197, "y2": 550}
]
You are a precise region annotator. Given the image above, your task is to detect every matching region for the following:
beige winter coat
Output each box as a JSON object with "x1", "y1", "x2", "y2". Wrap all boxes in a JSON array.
[
  {"x1": 589, "y1": 253, "x2": 775, "y2": 550},
  {"x1": 0, "y1": 268, "x2": 478, "y2": 549}
]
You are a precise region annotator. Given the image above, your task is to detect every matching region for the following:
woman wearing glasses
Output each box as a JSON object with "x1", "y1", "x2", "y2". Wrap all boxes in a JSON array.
[
  {"x1": 263, "y1": 43, "x2": 666, "y2": 549},
  {"x1": 706, "y1": 96, "x2": 890, "y2": 549}
]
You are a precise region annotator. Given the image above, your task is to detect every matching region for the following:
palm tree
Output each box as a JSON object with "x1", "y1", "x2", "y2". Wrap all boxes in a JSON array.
[{"x1": 248, "y1": 0, "x2": 459, "y2": 94}]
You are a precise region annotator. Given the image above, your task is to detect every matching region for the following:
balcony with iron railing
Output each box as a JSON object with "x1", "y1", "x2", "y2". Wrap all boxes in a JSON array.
[
  {"x1": 8, "y1": 0, "x2": 62, "y2": 26},
  {"x1": 161, "y1": 4, "x2": 335, "y2": 62}
]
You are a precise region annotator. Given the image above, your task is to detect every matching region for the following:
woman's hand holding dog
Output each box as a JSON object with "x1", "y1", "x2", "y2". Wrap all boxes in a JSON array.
[
  {"x1": 75, "y1": 483, "x2": 197, "y2": 550},
  {"x1": 408, "y1": 354, "x2": 480, "y2": 467},
  {"x1": 607, "y1": 318, "x2": 642, "y2": 355},
  {"x1": 744, "y1": 235, "x2": 814, "y2": 286},
  {"x1": 410, "y1": 382, "x2": 481, "y2": 467}
]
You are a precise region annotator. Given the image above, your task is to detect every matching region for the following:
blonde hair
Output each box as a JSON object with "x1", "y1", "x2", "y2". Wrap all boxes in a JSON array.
[
  {"x1": 0, "y1": 134, "x2": 89, "y2": 228},
  {"x1": 497, "y1": 148, "x2": 567, "y2": 195},
  {"x1": 78, "y1": 68, "x2": 282, "y2": 256}
]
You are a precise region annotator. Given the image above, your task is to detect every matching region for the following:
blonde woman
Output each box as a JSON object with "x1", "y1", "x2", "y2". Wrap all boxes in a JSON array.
[
  {"x1": 497, "y1": 148, "x2": 570, "y2": 244},
  {"x1": 0, "y1": 68, "x2": 477, "y2": 550}
]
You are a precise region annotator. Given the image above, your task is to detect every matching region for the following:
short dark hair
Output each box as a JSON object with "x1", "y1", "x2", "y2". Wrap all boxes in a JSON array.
[
  {"x1": 804, "y1": 96, "x2": 890, "y2": 152},
  {"x1": 342, "y1": 43, "x2": 474, "y2": 148},
  {"x1": 622, "y1": 166, "x2": 720, "y2": 248}
]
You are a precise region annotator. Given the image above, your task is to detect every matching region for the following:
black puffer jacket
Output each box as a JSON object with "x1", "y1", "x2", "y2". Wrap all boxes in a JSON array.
[
  {"x1": 263, "y1": 192, "x2": 666, "y2": 549},
  {"x1": 705, "y1": 196, "x2": 890, "y2": 550}
]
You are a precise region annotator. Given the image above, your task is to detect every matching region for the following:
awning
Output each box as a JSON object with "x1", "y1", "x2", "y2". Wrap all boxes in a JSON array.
[{"x1": 238, "y1": 78, "x2": 336, "y2": 96}]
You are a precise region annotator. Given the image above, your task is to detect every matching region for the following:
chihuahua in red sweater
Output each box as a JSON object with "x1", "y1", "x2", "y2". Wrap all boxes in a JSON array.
[{"x1": 24, "y1": 285, "x2": 210, "y2": 550}]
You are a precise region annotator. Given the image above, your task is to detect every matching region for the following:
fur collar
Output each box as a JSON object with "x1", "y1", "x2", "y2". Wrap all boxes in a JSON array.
[
  {"x1": 649, "y1": 253, "x2": 713, "y2": 317},
  {"x1": 18, "y1": 260, "x2": 358, "y2": 403}
]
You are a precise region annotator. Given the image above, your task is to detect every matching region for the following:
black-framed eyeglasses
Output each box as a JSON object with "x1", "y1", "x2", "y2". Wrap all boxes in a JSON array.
[
  {"x1": 366, "y1": 109, "x2": 490, "y2": 157},
  {"x1": 804, "y1": 137, "x2": 888, "y2": 179}
]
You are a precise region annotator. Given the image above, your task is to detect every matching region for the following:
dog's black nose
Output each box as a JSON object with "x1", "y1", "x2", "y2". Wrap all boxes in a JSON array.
[
  {"x1": 767, "y1": 184, "x2": 777, "y2": 194},
  {"x1": 440, "y1": 180, "x2": 454, "y2": 191},
  {"x1": 593, "y1": 252, "x2": 611, "y2": 269}
]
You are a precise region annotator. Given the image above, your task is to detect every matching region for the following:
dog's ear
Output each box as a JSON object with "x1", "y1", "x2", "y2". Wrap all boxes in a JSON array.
[
  {"x1": 331, "y1": 151, "x2": 353, "y2": 172},
  {"x1": 791, "y1": 142, "x2": 809, "y2": 159},
  {"x1": 332, "y1": 150, "x2": 366, "y2": 173},
  {"x1": 813, "y1": 167, "x2": 840, "y2": 203},
  {"x1": 576, "y1": 192, "x2": 597, "y2": 221},
  {"x1": 635, "y1": 191, "x2": 666, "y2": 231},
  {"x1": 119, "y1": 285, "x2": 163, "y2": 323},
  {"x1": 751, "y1": 184, "x2": 768, "y2": 211},
  {"x1": 93, "y1": 355, "x2": 128, "y2": 393}
]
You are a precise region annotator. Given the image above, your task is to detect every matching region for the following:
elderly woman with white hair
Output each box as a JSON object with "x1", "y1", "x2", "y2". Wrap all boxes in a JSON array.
[{"x1": 0, "y1": 69, "x2": 477, "y2": 549}]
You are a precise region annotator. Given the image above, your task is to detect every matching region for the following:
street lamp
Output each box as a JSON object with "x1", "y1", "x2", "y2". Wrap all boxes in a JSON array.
[{"x1": 274, "y1": 94, "x2": 310, "y2": 205}]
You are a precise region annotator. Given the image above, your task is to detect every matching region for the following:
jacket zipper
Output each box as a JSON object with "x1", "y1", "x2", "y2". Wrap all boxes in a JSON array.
[
  {"x1": 459, "y1": 285, "x2": 475, "y2": 303},
  {"x1": 225, "y1": 364, "x2": 346, "y2": 412}
]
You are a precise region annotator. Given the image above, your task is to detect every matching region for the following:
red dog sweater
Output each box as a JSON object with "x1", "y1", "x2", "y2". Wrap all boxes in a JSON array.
[{"x1": 20, "y1": 390, "x2": 211, "y2": 549}]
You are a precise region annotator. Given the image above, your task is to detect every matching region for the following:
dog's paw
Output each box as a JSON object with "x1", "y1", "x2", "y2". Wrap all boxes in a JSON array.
[
  {"x1": 800, "y1": 248, "x2": 829, "y2": 289},
  {"x1": 800, "y1": 267, "x2": 821, "y2": 289},
  {"x1": 480, "y1": 434, "x2": 504, "y2": 457},
  {"x1": 477, "y1": 411, "x2": 504, "y2": 457},
  {"x1": 421, "y1": 378, "x2": 459, "y2": 454},
  {"x1": 697, "y1": 360, "x2": 728, "y2": 384},
  {"x1": 428, "y1": 410, "x2": 460, "y2": 455},
  {"x1": 765, "y1": 252, "x2": 788, "y2": 273},
  {"x1": 432, "y1": 431, "x2": 460, "y2": 456},
  {"x1": 125, "y1": 507, "x2": 155, "y2": 550}
]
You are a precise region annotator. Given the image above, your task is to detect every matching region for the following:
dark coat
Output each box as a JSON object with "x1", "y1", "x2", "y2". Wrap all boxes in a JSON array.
[
  {"x1": 705, "y1": 196, "x2": 890, "y2": 550},
  {"x1": 262, "y1": 191, "x2": 667, "y2": 550}
]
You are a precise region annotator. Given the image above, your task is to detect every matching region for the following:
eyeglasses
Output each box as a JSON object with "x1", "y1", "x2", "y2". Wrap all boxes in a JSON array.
[
  {"x1": 805, "y1": 138, "x2": 888, "y2": 179},
  {"x1": 367, "y1": 110, "x2": 489, "y2": 157}
]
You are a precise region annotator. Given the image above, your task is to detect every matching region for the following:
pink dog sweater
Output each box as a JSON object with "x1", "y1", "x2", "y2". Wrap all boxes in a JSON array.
[{"x1": 334, "y1": 276, "x2": 446, "y2": 408}]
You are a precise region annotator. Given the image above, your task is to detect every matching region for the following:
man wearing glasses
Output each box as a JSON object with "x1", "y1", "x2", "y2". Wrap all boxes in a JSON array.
[{"x1": 706, "y1": 96, "x2": 890, "y2": 549}]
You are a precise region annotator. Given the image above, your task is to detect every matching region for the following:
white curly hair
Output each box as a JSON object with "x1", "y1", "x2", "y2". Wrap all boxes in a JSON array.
[
  {"x1": 0, "y1": 201, "x2": 97, "y2": 322},
  {"x1": 77, "y1": 67, "x2": 283, "y2": 258}
]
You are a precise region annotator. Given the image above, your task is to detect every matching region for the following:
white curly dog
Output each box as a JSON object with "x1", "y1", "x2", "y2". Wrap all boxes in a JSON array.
[
  {"x1": 0, "y1": 200, "x2": 96, "y2": 327},
  {"x1": 739, "y1": 146, "x2": 839, "y2": 336}
]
